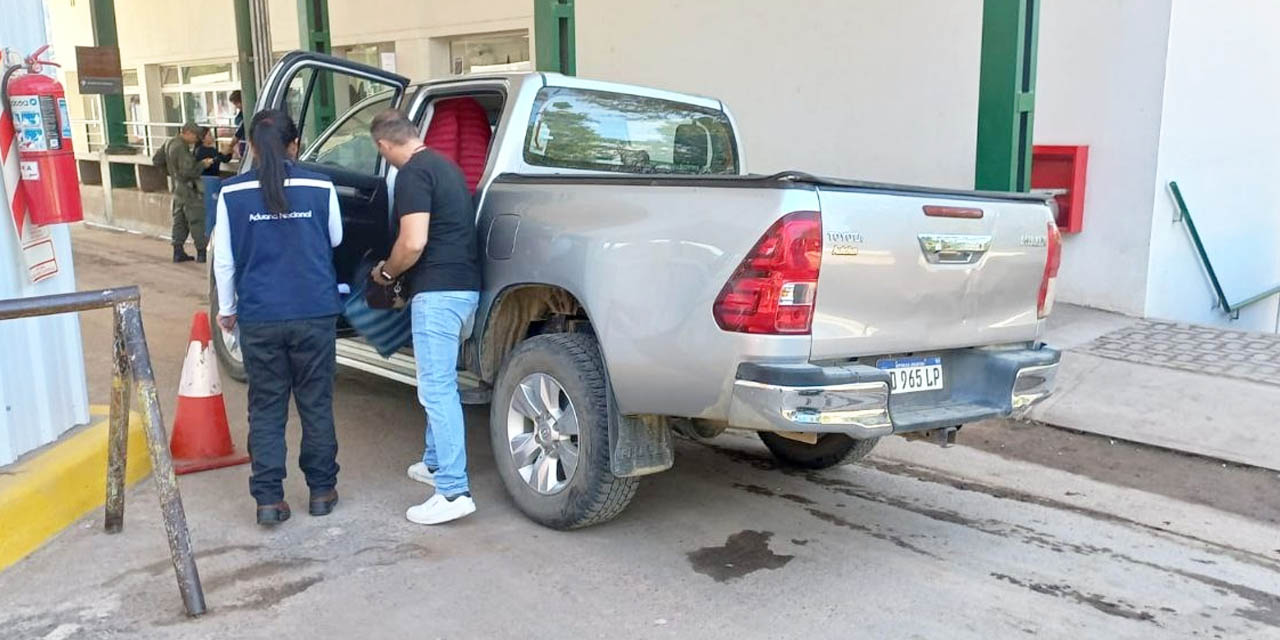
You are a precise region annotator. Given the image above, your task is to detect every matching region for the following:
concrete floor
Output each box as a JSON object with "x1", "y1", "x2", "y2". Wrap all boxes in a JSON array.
[
  {"x1": 1031, "y1": 304, "x2": 1280, "y2": 471},
  {"x1": 1, "y1": 226, "x2": 1278, "y2": 639}
]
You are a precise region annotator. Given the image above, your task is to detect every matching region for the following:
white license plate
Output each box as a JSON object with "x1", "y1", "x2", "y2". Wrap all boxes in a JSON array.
[{"x1": 876, "y1": 356, "x2": 944, "y2": 394}]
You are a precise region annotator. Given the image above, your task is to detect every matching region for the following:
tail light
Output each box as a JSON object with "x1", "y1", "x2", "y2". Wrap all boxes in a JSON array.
[
  {"x1": 1037, "y1": 220, "x2": 1062, "y2": 318},
  {"x1": 713, "y1": 211, "x2": 822, "y2": 334}
]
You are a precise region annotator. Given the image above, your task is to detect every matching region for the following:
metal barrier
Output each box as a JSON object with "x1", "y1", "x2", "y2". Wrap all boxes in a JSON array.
[
  {"x1": 1169, "y1": 181, "x2": 1280, "y2": 319},
  {"x1": 0, "y1": 287, "x2": 206, "y2": 617}
]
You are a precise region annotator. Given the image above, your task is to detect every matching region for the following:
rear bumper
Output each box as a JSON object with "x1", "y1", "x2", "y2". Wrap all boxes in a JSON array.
[{"x1": 728, "y1": 344, "x2": 1061, "y2": 438}]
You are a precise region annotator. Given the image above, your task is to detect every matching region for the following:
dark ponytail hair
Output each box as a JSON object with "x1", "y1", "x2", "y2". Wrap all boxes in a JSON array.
[{"x1": 249, "y1": 109, "x2": 299, "y2": 214}]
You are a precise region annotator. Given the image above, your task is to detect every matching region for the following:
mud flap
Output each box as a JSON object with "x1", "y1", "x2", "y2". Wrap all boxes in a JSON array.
[{"x1": 608, "y1": 404, "x2": 675, "y2": 478}]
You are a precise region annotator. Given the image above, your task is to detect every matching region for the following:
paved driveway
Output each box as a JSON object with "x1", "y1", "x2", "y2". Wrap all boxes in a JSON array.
[{"x1": 1, "y1": 227, "x2": 1276, "y2": 639}]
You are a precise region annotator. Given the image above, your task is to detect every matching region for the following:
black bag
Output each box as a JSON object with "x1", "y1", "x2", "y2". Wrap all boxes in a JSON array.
[
  {"x1": 365, "y1": 274, "x2": 407, "y2": 310},
  {"x1": 151, "y1": 142, "x2": 168, "y2": 169},
  {"x1": 361, "y1": 253, "x2": 408, "y2": 310}
]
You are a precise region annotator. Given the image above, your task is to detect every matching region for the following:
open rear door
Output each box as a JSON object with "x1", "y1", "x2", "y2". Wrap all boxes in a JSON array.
[{"x1": 253, "y1": 51, "x2": 410, "y2": 284}]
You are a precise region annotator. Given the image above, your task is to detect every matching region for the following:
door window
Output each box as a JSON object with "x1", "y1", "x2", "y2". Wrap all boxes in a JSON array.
[
  {"x1": 304, "y1": 94, "x2": 394, "y2": 174},
  {"x1": 283, "y1": 66, "x2": 400, "y2": 156}
]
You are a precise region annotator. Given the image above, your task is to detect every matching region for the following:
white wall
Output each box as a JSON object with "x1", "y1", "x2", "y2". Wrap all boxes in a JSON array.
[
  {"x1": 1034, "y1": 0, "x2": 1173, "y2": 316},
  {"x1": 1145, "y1": 0, "x2": 1280, "y2": 331},
  {"x1": 0, "y1": 0, "x2": 90, "y2": 465},
  {"x1": 576, "y1": 0, "x2": 984, "y2": 188}
]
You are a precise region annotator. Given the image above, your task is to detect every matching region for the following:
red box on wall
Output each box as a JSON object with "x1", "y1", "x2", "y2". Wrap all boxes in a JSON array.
[{"x1": 1031, "y1": 145, "x2": 1088, "y2": 233}]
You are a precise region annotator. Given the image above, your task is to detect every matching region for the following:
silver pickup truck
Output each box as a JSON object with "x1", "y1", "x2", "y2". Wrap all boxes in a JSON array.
[{"x1": 212, "y1": 52, "x2": 1061, "y2": 529}]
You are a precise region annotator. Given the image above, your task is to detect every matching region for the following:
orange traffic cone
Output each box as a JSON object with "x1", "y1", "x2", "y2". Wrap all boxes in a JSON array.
[{"x1": 170, "y1": 311, "x2": 249, "y2": 475}]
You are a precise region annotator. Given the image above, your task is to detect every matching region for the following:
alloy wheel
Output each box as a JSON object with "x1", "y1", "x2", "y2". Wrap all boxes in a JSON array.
[{"x1": 506, "y1": 372, "x2": 581, "y2": 495}]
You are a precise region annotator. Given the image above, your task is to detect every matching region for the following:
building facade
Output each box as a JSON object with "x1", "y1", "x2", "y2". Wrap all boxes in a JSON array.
[{"x1": 41, "y1": 0, "x2": 1280, "y2": 332}]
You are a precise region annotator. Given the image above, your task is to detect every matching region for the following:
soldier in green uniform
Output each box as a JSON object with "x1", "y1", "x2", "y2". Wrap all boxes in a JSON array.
[{"x1": 165, "y1": 122, "x2": 214, "y2": 263}]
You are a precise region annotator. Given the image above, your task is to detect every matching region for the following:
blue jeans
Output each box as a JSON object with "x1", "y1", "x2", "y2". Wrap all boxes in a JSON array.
[
  {"x1": 201, "y1": 175, "x2": 222, "y2": 237},
  {"x1": 411, "y1": 290, "x2": 479, "y2": 497}
]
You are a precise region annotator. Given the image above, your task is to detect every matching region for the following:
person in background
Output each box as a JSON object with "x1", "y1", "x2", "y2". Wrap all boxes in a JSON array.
[
  {"x1": 370, "y1": 108, "x2": 481, "y2": 525},
  {"x1": 195, "y1": 126, "x2": 232, "y2": 239},
  {"x1": 212, "y1": 109, "x2": 345, "y2": 526},
  {"x1": 230, "y1": 90, "x2": 246, "y2": 158},
  {"x1": 164, "y1": 122, "x2": 213, "y2": 263}
]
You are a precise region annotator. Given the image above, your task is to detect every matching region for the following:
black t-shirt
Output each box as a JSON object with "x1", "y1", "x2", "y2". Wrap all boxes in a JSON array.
[{"x1": 393, "y1": 149, "x2": 481, "y2": 295}]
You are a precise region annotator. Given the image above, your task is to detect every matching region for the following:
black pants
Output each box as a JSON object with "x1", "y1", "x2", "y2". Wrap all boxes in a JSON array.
[{"x1": 240, "y1": 316, "x2": 339, "y2": 505}]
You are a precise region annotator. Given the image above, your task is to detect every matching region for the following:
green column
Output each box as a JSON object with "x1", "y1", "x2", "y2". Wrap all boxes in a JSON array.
[
  {"x1": 974, "y1": 0, "x2": 1040, "y2": 192},
  {"x1": 233, "y1": 0, "x2": 257, "y2": 132},
  {"x1": 535, "y1": 0, "x2": 576, "y2": 75},
  {"x1": 297, "y1": 0, "x2": 334, "y2": 135},
  {"x1": 89, "y1": 0, "x2": 135, "y2": 188}
]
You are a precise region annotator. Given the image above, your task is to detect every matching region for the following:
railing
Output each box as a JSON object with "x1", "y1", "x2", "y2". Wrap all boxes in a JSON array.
[
  {"x1": 76, "y1": 119, "x2": 107, "y2": 153},
  {"x1": 0, "y1": 287, "x2": 206, "y2": 617},
  {"x1": 1169, "y1": 181, "x2": 1280, "y2": 319},
  {"x1": 70, "y1": 118, "x2": 238, "y2": 158}
]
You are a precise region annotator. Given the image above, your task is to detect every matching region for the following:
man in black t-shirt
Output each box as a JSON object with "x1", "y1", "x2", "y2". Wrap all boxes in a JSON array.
[{"x1": 370, "y1": 109, "x2": 482, "y2": 525}]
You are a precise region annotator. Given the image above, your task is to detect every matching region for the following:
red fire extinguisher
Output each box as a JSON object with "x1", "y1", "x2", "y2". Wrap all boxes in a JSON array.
[{"x1": 2, "y1": 45, "x2": 83, "y2": 226}]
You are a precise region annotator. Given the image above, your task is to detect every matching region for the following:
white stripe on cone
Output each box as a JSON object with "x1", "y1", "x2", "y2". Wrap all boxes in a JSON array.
[{"x1": 178, "y1": 340, "x2": 223, "y2": 398}]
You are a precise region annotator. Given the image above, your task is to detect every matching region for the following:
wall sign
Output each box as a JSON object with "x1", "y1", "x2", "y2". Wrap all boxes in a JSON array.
[{"x1": 75, "y1": 46, "x2": 123, "y2": 94}]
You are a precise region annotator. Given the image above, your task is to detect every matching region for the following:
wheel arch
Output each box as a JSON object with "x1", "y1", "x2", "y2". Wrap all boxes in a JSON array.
[{"x1": 477, "y1": 283, "x2": 601, "y2": 383}]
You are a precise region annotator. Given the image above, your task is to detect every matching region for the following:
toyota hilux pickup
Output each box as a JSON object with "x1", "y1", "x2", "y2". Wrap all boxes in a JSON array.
[{"x1": 211, "y1": 52, "x2": 1062, "y2": 529}]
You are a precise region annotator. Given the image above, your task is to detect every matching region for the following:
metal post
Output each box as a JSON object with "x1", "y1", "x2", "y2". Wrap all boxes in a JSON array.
[
  {"x1": 535, "y1": 0, "x2": 576, "y2": 75},
  {"x1": 975, "y1": 0, "x2": 1040, "y2": 192},
  {"x1": 97, "y1": 152, "x2": 115, "y2": 224},
  {"x1": 88, "y1": 0, "x2": 136, "y2": 188},
  {"x1": 118, "y1": 301, "x2": 206, "y2": 617},
  {"x1": 250, "y1": 0, "x2": 274, "y2": 93},
  {"x1": 0, "y1": 286, "x2": 206, "y2": 617},
  {"x1": 234, "y1": 0, "x2": 259, "y2": 127},
  {"x1": 104, "y1": 303, "x2": 130, "y2": 533},
  {"x1": 297, "y1": 0, "x2": 335, "y2": 136}
]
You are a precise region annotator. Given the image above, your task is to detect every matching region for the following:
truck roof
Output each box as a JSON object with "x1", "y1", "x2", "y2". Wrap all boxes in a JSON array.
[{"x1": 414, "y1": 71, "x2": 724, "y2": 112}]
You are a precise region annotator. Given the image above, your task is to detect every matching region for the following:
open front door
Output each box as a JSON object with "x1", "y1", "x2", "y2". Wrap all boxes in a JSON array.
[{"x1": 253, "y1": 51, "x2": 410, "y2": 285}]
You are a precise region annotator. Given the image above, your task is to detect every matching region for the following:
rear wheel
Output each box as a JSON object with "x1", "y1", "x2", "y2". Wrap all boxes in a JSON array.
[
  {"x1": 489, "y1": 333, "x2": 638, "y2": 529},
  {"x1": 758, "y1": 432, "x2": 879, "y2": 469},
  {"x1": 207, "y1": 259, "x2": 246, "y2": 382}
]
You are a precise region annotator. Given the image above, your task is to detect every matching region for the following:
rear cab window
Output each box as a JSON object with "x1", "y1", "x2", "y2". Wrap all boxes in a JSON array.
[{"x1": 523, "y1": 87, "x2": 738, "y2": 175}]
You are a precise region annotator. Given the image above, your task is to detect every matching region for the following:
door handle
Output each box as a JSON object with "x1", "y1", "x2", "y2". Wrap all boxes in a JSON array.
[
  {"x1": 335, "y1": 185, "x2": 376, "y2": 203},
  {"x1": 917, "y1": 234, "x2": 992, "y2": 264}
]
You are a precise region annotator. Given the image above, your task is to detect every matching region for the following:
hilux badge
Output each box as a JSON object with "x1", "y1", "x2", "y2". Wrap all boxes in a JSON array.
[
  {"x1": 827, "y1": 231, "x2": 863, "y2": 256},
  {"x1": 1020, "y1": 234, "x2": 1047, "y2": 248}
]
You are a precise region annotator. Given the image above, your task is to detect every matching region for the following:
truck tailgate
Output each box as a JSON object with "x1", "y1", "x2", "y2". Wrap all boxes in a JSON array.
[{"x1": 811, "y1": 186, "x2": 1053, "y2": 360}]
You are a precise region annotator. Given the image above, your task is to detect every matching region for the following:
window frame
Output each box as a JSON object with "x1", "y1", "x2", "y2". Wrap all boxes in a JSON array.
[
  {"x1": 158, "y1": 60, "x2": 241, "y2": 128},
  {"x1": 406, "y1": 80, "x2": 512, "y2": 200}
]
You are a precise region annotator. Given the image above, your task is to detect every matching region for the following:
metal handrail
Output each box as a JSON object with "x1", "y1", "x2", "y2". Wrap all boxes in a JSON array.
[
  {"x1": 0, "y1": 287, "x2": 206, "y2": 617},
  {"x1": 1169, "y1": 181, "x2": 1280, "y2": 319},
  {"x1": 71, "y1": 118, "x2": 238, "y2": 157}
]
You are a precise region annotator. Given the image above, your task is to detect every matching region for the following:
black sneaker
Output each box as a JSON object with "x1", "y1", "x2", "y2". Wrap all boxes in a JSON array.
[
  {"x1": 195, "y1": 250, "x2": 207, "y2": 264},
  {"x1": 309, "y1": 490, "x2": 339, "y2": 516},
  {"x1": 256, "y1": 501, "x2": 291, "y2": 526},
  {"x1": 173, "y1": 247, "x2": 194, "y2": 263}
]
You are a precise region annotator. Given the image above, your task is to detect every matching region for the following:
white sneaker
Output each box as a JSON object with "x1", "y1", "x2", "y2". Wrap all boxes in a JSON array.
[
  {"x1": 406, "y1": 493, "x2": 476, "y2": 525},
  {"x1": 407, "y1": 462, "x2": 436, "y2": 486}
]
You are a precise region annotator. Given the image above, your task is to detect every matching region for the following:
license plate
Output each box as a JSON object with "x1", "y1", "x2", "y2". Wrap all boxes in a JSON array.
[{"x1": 876, "y1": 356, "x2": 944, "y2": 394}]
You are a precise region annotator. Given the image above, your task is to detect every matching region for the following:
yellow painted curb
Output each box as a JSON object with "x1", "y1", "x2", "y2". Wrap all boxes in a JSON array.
[{"x1": 0, "y1": 405, "x2": 153, "y2": 573}]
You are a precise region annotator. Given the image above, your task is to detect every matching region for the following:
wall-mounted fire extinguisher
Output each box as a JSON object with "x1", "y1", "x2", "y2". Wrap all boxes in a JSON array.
[{"x1": 2, "y1": 45, "x2": 83, "y2": 226}]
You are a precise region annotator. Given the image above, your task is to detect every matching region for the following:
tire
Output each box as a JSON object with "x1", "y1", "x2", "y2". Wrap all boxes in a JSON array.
[
  {"x1": 207, "y1": 260, "x2": 246, "y2": 382},
  {"x1": 758, "y1": 432, "x2": 880, "y2": 470},
  {"x1": 489, "y1": 333, "x2": 638, "y2": 529}
]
